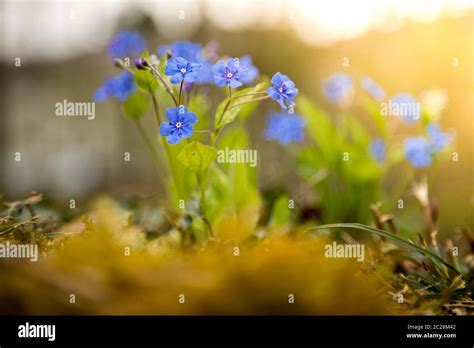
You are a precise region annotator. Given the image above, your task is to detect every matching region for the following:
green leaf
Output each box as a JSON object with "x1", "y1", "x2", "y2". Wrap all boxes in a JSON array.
[
  {"x1": 123, "y1": 93, "x2": 149, "y2": 120},
  {"x1": 297, "y1": 95, "x2": 339, "y2": 163},
  {"x1": 214, "y1": 105, "x2": 240, "y2": 130},
  {"x1": 135, "y1": 70, "x2": 158, "y2": 94},
  {"x1": 188, "y1": 94, "x2": 212, "y2": 130},
  {"x1": 134, "y1": 51, "x2": 158, "y2": 94},
  {"x1": 268, "y1": 195, "x2": 292, "y2": 228},
  {"x1": 362, "y1": 97, "x2": 388, "y2": 138},
  {"x1": 178, "y1": 141, "x2": 217, "y2": 173},
  {"x1": 311, "y1": 223, "x2": 460, "y2": 275},
  {"x1": 230, "y1": 79, "x2": 269, "y2": 121},
  {"x1": 214, "y1": 79, "x2": 269, "y2": 130}
]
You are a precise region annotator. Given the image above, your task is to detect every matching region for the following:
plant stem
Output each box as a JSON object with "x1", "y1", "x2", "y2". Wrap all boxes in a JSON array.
[
  {"x1": 212, "y1": 88, "x2": 234, "y2": 146},
  {"x1": 228, "y1": 95, "x2": 270, "y2": 110},
  {"x1": 134, "y1": 120, "x2": 165, "y2": 183},
  {"x1": 150, "y1": 94, "x2": 184, "y2": 198},
  {"x1": 147, "y1": 64, "x2": 179, "y2": 107},
  {"x1": 230, "y1": 91, "x2": 267, "y2": 100},
  {"x1": 178, "y1": 80, "x2": 184, "y2": 105},
  {"x1": 197, "y1": 173, "x2": 213, "y2": 238},
  {"x1": 151, "y1": 94, "x2": 163, "y2": 125},
  {"x1": 0, "y1": 217, "x2": 38, "y2": 236}
]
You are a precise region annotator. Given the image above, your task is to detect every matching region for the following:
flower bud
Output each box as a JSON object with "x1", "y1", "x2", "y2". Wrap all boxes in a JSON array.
[{"x1": 134, "y1": 58, "x2": 149, "y2": 70}]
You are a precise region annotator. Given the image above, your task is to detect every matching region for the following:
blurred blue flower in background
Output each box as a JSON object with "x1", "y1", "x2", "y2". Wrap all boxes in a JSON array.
[
  {"x1": 160, "y1": 105, "x2": 197, "y2": 144},
  {"x1": 391, "y1": 93, "x2": 420, "y2": 123},
  {"x1": 324, "y1": 73, "x2": 353, "y2": 104},
  {"x1": 194, "y1": 59, "x2": 214, "y2": 84},
  {"x1": 267, "y1": 73, "x2": 299, "y2": 109},
  {"x1": 159, "y1": 41, "x2": 214, "y2": 85},
  {"x1": 404, "y1": 137, "x2": 432, "y2": 168},
  {"x1": 213, "y1": 58, "x2": 248, "y2": 88},
  {"x1": 265, "y1": 113, "x2": 305, "y2": 146},
  {"x1": 361, "y1": 76, "x2": 386, "y2": 102},
  {"x1": 165, "y1": 57, "x2": 202, "y2": 84},
  {"x1": 107, "y1": 31, "x2": 146, "y2": 58},
  {"x1": 239, "y1": 55, "x2": 259, "y2": 85},
  {"x1": 427, "y1": 122, "x2": 452, "y2": 153},
  {"x1": 159, "y1": 41, "x2": 202, "y2": 61},
  {"x1": 93, "y1": 71, "x2": 136, "y2": 102},
  {"x1": 370, "y1": 138, "x2": 386, "y2": 162}
]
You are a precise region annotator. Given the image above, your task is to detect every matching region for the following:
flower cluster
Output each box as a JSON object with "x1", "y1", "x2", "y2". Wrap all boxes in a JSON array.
[{"x1": 93, "y1": 31, "x2": 300, "y2": 147}]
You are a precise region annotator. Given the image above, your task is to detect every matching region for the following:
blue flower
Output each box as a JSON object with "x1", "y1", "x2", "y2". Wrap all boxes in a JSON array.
[
  {"x1": 159, "y1": 106, "x2": 197, "y2": 144},
  {"x1": 361, "y1": 76, "x2": 385, "y2": 102},
  {"x1": 93, "y1": 71, "x2": 136, "y2": 102},
  {"x1": 212, "y1": 58, "x2": 248, "y2": 88},
  {"x1": 404, "y1": 137, "x2": 432, "y2": 168},
  {"x1": 264, "y1": 113, "x2": 305, "y2": 146},
  {"x1": 107, "y1": 31, "x2": 146, "y2": 58},
  {"x1": 370, "y1": 138, "x2": 386, "y2": 162},
  {"x1": 159, "y1": 41, "x2": 214, "y2": 85},
  {"x1": 391, "y1": 93, "x2": 420, "y2": 123},
  {"x1": 427, "y1": 122, "x2": 452, "y2": 153},
  {"x1": 239, "y1": 55, "x2": 259, "y2": 85},
  {"x1": 267, "y1": 73, "x2": 299, "y2": 109},
  {"x1": 165, "y1": 57, "x2": 202, "y2": 84},
  {"x1": 324, "y1": 73, "x2": 353, "y2": 104}
]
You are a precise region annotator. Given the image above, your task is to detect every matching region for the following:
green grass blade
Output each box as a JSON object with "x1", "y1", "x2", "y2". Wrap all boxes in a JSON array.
[{"x1": 311, "y1": 223, "x2": 460, "y2": 275}]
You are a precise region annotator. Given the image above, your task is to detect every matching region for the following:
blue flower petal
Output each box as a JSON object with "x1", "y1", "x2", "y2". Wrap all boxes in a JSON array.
[
  {"x1": 180, "y1": 125, "x2": 194, "y2": 138},
  {"x1": 160, "y1": 123, "x2": 175, "y2": 136},
  {"x1": 183, "y1": 111, "x2": 197, "y2": 126},
  {"x1": 165, "y1": 107, "x2": 180, "y2": 124}
]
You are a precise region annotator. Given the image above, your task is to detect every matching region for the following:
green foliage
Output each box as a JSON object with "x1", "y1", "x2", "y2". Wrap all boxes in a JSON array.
[
  {"x1": 207, "y1": 128, "x2": 261, "y2": 222},
  {"x1": 178, "y1": 141, "x2": 217, "y2": 174},
  {"x1": 268, "y1": 195, "x2": 292, "y2": 229},
  {"x1": 215, "y1": 106, "x2": 240, "y2": 130},
  {"x1": 312, "y1": 222, "x2": 473, "y2": 311},
  {"x1": 214, "y1": 79, "x2": 269, "y2": 130},
  {"x1": 230, "y1": 79, "x2": 269, "y2": 121},
  {"x1": 135, "y1": 51, "x2": 159, "y2": 94},
  {"x1": 313, "y1": 223, "x2": 459, "y2": 274},
  {"x1": 123, "y1": 92, "x2": 149, "y2": 120},
  {"x1": 135, "y1": 70, "x2": 158, "y2": 94},
  {"x1": 296, "y1": 95, "x2": 383, "y2": 223}
]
